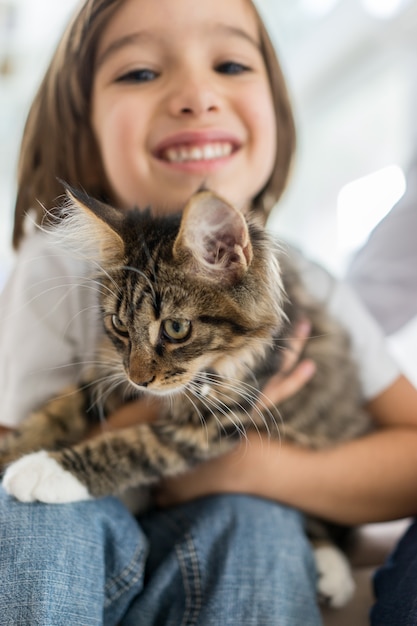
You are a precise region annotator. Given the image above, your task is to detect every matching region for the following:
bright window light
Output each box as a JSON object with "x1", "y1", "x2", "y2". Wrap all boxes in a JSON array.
[
  {"x1": 337, "y1": 165, "x2": 406, "y2": 254},
  {"x1": 361, "y1": 0, "x2": 411, "y2": 19}
]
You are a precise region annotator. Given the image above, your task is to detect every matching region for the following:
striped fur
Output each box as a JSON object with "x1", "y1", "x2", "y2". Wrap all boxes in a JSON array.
[{"x1": 0, "y1": 190, "x2": 370, "y2": 499}]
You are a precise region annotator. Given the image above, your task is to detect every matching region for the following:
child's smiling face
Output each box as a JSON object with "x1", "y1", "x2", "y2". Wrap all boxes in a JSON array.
[{"x1": 91, "y1": 0, "x2": 277, "y2": 214}]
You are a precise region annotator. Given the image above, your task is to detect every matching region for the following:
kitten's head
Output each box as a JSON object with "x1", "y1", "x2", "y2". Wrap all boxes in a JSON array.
[{"x1": 60, "y1": 187, "x2": 285, "y2": 394}]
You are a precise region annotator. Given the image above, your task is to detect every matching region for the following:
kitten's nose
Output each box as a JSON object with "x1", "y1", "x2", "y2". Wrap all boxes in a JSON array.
[{"x1": 135, "y1": 375, "x2": 155, "y2": 388}]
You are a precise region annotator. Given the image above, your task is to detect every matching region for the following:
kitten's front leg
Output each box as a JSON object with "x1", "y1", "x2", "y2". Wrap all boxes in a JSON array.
[
  {"x1": 2, "y1": 451, "x2": 91, "y2": 503},
  {"x1": 3, "y1": 421, "x2": 234, "y2": 503}
]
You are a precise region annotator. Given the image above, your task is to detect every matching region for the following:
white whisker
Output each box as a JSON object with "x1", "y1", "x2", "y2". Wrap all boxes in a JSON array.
[
  {"x1": 182, "y1": 387, "x2": 210, "y2": 447},
  {"x1": 193, "y1": 371, "x2": 283, "y2": 443},
  {"x1": 187, "y1": 380, "x2": 248, "y2": 441}
]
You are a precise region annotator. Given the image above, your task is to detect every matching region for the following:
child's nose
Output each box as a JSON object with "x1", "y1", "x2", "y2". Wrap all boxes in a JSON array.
[{"x1": 167, "y1": 76, "x2": 220, "y2": 117}]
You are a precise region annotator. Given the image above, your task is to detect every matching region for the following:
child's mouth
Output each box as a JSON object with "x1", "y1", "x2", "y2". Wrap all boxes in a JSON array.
[{"x1": 161, "y1": 142, "x2": 233, "y2": 163}]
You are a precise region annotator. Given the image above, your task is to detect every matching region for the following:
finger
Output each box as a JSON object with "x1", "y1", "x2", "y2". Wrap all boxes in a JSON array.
[
  {"x1": 154, "y1": 485, "x2": 175, "y2": 508},
  {"x1": 261, "y1": 359, "x2": 316, "y2": 406},
  {"x1": 280, "y1": 319, "x2": 312, "y2": 375}
]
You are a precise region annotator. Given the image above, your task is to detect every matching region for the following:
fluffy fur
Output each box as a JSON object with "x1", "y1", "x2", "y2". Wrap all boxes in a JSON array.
[{"x1": 0, "y1": 188, "x2": 371, "y2": 606}]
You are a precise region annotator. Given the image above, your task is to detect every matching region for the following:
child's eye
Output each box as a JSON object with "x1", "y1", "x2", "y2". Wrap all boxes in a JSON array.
[
  {"x1": 115, "y1": 68, "x2": 158, "y2": 83},
  {"x1": 215, "y1": 61, "x2": 251, "y2": 75}
]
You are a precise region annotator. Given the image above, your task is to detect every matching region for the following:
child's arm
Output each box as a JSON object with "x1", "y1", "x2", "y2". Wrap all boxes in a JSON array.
[{"x1": 155, "y1": 374, "x2": 417, "y2": 525}]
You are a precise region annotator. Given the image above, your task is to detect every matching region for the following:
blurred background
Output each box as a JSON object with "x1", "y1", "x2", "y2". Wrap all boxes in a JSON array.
[
  {"x1": 0, "y1": 0, "x2": 416, "y2": 380},
  {"x1": 260, "y1": 0, "x2": 416, "y2": 274}
]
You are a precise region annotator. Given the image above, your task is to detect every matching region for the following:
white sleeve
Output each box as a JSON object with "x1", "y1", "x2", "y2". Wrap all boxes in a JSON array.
[
  {"x1": 0, "y1": 232, "x2": 100, "y2": 427},
  {"x1": 289, "y1": 247, "x2": 400, "y2": 401}
]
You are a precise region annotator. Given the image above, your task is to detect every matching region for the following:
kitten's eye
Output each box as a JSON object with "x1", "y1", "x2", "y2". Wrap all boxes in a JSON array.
[
  {"x1": 111, "y1": 315, "x2": 129, "y2": 337},
  {"x1": 115, "y1": 68, "x2": 158, "y2": 83},
  {"x1": 162, "y1": 319, "x2": 192, "y2": 343},
  {"x1": 215, "y1": 61, "x2": 251, "y2": 75}
]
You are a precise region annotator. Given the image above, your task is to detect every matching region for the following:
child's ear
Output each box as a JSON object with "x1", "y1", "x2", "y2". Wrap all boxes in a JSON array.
[
  {"x1": 173, "y1": 191, "x2": 253, "y2": 285},
  {"x1": 59, "y1": 184, "x2": 125, "y2": 267}
]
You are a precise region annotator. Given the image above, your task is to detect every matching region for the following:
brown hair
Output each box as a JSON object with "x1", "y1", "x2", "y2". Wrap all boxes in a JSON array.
[{"x1": 12, "y1": 0, "x2": 296, "y2": 248}]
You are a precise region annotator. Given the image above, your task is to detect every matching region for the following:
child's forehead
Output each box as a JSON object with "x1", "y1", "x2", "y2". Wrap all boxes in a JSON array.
[{"x1": 97, "y1": 0, "x2": 261, "y2": 56}]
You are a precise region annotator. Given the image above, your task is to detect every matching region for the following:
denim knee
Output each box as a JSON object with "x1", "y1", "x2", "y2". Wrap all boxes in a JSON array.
[
  {"x1": 198, "y1": 495, "x2": 319, "y2": 612},
  {"x1": 0, "y1": 488, "x2": 148, "y2": 626},
  {"x1": 138, "y1": 494, "x2": 322, "y2": 626}
]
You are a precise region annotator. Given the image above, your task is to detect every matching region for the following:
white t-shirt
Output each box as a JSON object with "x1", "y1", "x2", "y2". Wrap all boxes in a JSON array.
[{"x1": 0, "y1": 231, "x2": 400, "y2": 428}]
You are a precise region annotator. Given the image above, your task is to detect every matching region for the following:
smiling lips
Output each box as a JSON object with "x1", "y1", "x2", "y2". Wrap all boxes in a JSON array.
[
  {"x1": 155, "y1": 131, "x2": 240, "y2": 166},
  {"x1": 162, "y1": 142, "x2": 233, "y2": 163}
]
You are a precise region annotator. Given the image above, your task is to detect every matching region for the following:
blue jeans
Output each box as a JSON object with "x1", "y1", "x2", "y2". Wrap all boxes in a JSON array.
[
  {"x1": 0, "y1": 488, "x2": 322, "y2": 625},
  {"x1": 371, "y1": 519, "x2": 417, "y2": 625}
]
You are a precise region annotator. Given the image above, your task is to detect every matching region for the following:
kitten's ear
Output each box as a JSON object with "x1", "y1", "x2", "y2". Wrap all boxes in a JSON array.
[
  {"x1": 59, "y1": 184, "x2": 125, "y2": 267},
  {"x1": 173, "y1": 191, "x2": 253, "y2": 285}
]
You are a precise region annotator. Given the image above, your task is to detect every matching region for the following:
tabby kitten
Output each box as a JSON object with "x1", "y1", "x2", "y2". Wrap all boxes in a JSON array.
[{"x1": 0, "y1": 188, "x2": 370, "y2": 606}]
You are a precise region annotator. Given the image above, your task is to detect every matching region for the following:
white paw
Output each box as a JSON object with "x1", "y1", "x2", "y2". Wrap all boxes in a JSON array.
[
  {"x1": 314, "y1": 545, "x2": 356, "y2": 608},
  {"x1": 2, "y1": 451, "x2": 91, "y2": 504}
]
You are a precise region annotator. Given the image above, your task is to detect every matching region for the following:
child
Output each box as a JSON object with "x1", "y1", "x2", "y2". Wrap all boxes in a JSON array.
[{"x1": 1, "y1": 0, "x2": 417, "y2": 624}]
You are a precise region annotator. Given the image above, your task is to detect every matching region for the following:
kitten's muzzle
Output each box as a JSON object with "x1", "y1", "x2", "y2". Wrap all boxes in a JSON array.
[{"x1": 132, "y1": 375, "x2": 156, "y2": 388}]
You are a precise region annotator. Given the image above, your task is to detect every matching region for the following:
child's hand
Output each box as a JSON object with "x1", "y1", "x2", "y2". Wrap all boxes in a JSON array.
[
  {"x1": 155, "y1": 320, "x2": 316, "y2": 508},
  {"x1": 261, "y1": 319, "x2": 316, "y2": 406}
]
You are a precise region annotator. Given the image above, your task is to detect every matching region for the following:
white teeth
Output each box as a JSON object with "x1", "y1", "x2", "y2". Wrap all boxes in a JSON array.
[
  {"x1": 163, "y1": 142, "x2": 233, "y2": 163},
  {"x1": 190, "y1": 146, "x2": 203, "y2": 160}
]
